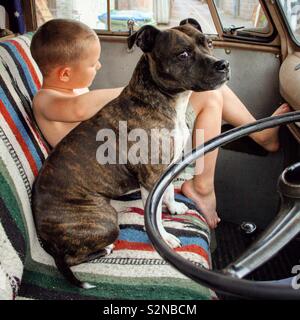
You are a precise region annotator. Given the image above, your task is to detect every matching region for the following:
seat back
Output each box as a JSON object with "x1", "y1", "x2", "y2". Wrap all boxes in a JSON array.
[{"x1": 0, "y1": 33, "x2": 49, "y2": 299}]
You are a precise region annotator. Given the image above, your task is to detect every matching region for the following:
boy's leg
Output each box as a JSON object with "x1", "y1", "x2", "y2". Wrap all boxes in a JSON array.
[
  {"x1": 182, "y1": 89, "x2": 223, "y2": 229},
  {"x1": 220, "y1": 85, "x2": 290, "y2": 151},
  {"x1": 182, "y1": 84, "x2": 290, "y2": 229}
]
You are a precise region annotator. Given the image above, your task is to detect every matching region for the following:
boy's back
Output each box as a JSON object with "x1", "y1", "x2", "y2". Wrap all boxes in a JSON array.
[{"x1": 33, "y1": 88, "x2": 87, "y2": 147}]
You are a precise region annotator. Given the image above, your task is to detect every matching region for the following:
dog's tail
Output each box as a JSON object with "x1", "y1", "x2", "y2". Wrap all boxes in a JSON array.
[
  {"x1": 41, "y1": 240, "x2": 95, "y2": 289},
  {"x1": 54, "y1": 256, "x2": 96, "y2": 289}
]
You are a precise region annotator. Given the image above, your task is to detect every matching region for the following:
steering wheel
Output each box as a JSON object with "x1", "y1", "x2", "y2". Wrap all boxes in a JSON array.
[{"x1": 145, "y1": 111, "x2": 300, "y2": 299}]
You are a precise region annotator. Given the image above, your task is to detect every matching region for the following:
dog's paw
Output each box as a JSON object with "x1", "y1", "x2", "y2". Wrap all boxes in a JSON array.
[
  {"x1": 104, "y1": 244, "x2": 115, "y2": 256},
  {"x1": 167, "y1": 202, "x2": 189, "y2": 215},
  {"x1": 162, "y1": 231, "x2": 181, "y2": 248}
]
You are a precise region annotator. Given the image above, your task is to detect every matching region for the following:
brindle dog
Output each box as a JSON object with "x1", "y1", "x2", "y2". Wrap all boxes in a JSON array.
[{"x1": 32, "y1": 19, "x2": 230, "y2": 288}]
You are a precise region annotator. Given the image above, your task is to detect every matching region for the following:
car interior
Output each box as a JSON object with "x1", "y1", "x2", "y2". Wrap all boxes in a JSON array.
[{"x1": 0, "y1": 0, "x2": 300, "y2": 300}]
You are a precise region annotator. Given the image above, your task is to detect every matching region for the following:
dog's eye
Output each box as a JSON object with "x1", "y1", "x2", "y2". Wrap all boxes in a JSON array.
[
  {"x1": 178, "y1": 51, "x2": 190, "y2": 60},
  {"x1": 207, "y1": 40, "x2": 213, "y2": 49}
]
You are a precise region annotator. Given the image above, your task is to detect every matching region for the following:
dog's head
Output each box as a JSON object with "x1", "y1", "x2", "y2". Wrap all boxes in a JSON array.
[{"x1": 128, "y1": 18, "x2": 230, "y2": 92}]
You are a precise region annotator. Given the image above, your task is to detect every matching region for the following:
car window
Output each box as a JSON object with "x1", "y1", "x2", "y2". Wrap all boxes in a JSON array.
[
  {"x1": 277, "y1": 0, "x2": 300, "y2": 45},
  {"x1": 34, "y1": 0, "x2": 217, "y2": 34},
  {"x1": 214, "y1": 0, "x2": 271, "y2": 36}
]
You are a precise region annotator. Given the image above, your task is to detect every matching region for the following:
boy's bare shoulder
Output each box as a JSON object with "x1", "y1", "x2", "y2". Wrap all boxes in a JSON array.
[
  {"x1": 33, "y1": 88, "x2": 67, "y2": 104},
  {"x1": 33, "y1": 88, "x2": 71, "y2": 113}
]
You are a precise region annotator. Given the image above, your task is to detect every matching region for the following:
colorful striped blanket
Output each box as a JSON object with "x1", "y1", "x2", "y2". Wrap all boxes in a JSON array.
[{"x1": 0, "y1": 33, "x2": 215, "y2": 300}]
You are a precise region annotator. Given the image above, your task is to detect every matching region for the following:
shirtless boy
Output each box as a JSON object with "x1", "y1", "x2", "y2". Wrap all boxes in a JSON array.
[
  {"x1": 31, "y1": 19, "x2": 290, "y2": 229},
  {"x1": 31, "y1": 19, "x2": 123, "y2": 148}
]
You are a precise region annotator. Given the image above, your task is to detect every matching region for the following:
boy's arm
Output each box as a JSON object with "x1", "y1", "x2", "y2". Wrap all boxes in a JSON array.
[{"x1": 36, "y1": 87, "x2": 124, "y2": 122}]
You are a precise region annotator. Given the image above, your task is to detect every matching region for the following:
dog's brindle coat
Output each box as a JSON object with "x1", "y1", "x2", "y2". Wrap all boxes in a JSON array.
[{"x1": 32, "y1": 19, "x2": 230, "y2": 288}]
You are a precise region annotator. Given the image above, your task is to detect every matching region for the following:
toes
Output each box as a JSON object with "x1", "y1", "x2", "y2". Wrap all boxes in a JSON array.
[
  {"x1": 206, "y1": 215, "x2": 220, "y2": 229},
  {"x1": 210, "y1": 221, "x2": 217, "y2": 229},
  {"x1": 274, "y1": 103, "x2": 290, "y2": 116},
  {"x1": 206, "y1": 219, "x2": 215, "y2": 229}
]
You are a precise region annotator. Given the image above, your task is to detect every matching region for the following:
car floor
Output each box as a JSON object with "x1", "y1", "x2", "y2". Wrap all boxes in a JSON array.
[
  {"x1": 210, "y1": 126, "x2": 300, "y2": 299},
  {"x1": 212, "y1": 220, "x2": 300, "y2": 299}
]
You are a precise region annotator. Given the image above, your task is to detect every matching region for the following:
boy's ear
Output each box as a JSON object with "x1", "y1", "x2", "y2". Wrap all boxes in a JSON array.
[
  {"x1": 127, "y1": 25, "x2": 160, "y2": 53},
  {"x1": 58, "y1": 67, "x2": 71, "y2": 82},
  {"x1": 179, "y1": 18, "x2": 203, "y2": 33}
]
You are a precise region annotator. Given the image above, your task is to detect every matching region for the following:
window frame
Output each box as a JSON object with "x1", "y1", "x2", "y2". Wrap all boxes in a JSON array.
[
  {"x1": 27, "y1": 0, "x2": 277, "y2": 43},
  {"x1": 22, "y1": 0, "x2": 38, "y2": 31},
  {"x1": 28, "y1": 0, "x2": 218, "y2": 36},
  {"x1": 210, "y1": 0, "x2": 278, "y2": 44},
  {"x1": 275, "y1": 0, "x2": 300, "y2": 48},
  {"x1": 29, "y1": 0, "x2": 147, "y2": 36}
]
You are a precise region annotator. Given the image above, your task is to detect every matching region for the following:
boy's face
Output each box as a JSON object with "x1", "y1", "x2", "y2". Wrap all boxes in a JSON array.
[{"x1": 69, "y1": 38, "x2": 101, "y2": 88}]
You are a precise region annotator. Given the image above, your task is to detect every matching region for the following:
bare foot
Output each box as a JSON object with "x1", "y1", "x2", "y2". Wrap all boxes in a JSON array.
[
  {"x1": 252, "y1": 103, "x2": 291, "y2": 152},
  {"x1": 181, "y1": 179, "x2": 221, "y2": 229}
]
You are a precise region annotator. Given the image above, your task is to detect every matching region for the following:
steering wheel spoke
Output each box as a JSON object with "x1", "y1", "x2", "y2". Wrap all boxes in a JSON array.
[{"x1": 223, "y1": 200, "x2": 300, "y2": 279}]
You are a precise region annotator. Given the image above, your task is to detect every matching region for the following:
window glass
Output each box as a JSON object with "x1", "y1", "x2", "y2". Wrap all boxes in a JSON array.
[
  {"x1": 35, "y1": 0, "x2": 108, "y2": 29},
  {"x1": 35, "y1": 0, "x2": 217, "y2": 34},
  {"x1": 166, "y1": 0, "x2": 217, "y2": 34},
  {"x1": 214, "y1": 0, "x2": 269, "y2": 33},
  {"x1": 277, "y1": 0, "x2": 300, "y2": 44}
]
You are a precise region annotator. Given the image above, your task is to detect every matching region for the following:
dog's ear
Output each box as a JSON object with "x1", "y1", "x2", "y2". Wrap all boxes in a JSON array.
[
  {"x1": 179, "y1": 18, "x2": 203, "y2": 33},
  {"x1": 127, "y1": 25, "x2": 160, "y2": 53}
]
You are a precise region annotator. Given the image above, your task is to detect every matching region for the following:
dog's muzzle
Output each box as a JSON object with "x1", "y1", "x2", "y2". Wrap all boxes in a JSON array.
[{"x1": 214, "y1": 59, "x2": 230, "y2": 73}]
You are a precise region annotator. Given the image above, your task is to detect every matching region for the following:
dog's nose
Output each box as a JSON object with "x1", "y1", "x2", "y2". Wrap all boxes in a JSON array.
[{"x1": 214, "y1": 59, "x2": 230, "y2": 72}]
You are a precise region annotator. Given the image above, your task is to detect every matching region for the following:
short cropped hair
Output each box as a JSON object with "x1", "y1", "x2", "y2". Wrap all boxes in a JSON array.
[{"x1": 30, "y1": 19, "x2": 98, "y2": 77}]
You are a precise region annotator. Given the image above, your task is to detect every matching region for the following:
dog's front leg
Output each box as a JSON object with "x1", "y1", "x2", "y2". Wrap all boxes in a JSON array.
[
  {"x1": 163, "y1": 184, "x2": 189, "y2": 215},
  {"x1": 141, "y1": 186, "x2": 181, "y2": 248}
]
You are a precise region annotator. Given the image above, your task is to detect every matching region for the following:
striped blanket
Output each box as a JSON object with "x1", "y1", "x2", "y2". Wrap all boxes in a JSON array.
[{"x1": 0, "y1": 33, "x2": 215, "y2": 300}]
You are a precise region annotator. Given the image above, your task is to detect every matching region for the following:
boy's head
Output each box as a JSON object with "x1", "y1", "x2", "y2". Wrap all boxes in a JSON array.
[{"x1": 31, "y1": 19, "x2": 101, "y2": 87}]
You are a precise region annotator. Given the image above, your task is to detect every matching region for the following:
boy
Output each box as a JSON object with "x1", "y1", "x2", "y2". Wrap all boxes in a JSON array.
[
  {"x1": 31, "y1": 19, "x2": 123, "y2": 148},
  {"x1": 31, "y1": 19, "x2": 290, "y2": 229}
]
